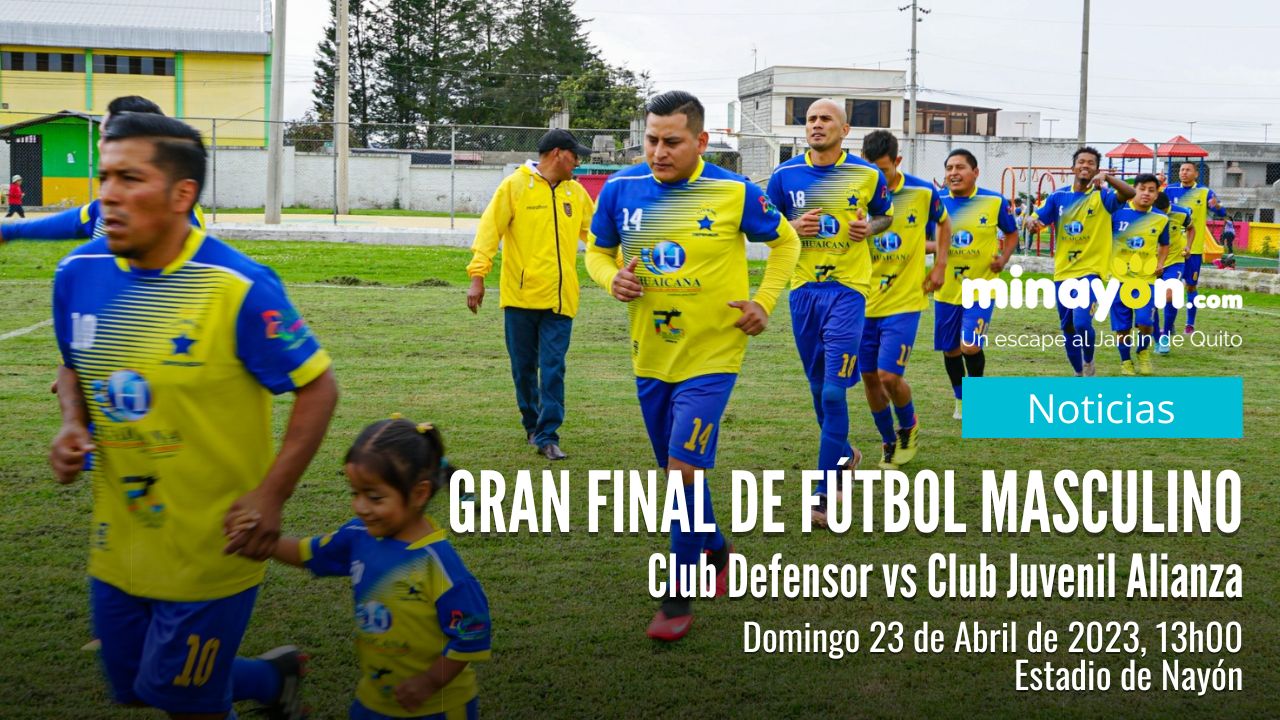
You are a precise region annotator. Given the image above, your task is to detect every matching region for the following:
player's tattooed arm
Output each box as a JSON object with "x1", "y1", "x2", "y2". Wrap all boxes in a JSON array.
[{"x1": 867, "y1": 214, "x2": 893, "y2": 237}]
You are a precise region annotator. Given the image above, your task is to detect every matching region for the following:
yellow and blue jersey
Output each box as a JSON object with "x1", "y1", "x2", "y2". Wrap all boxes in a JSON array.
[
  {"x1": 3, "y1": 198, "x2": 205, "y2": 241},
  {"x1": 52, "y1": 228, "x2": 331, "y2": 601},
  {"x1": 1035, "y1": 185, "x2": 1124, "y2": 280},
  {"x1": 590, "y1": 158, "x2": 790, "y2": 383},
  {"x1": 935, "y1": 186, "x2": 1017, "y2": 305},
  {"x1": 765, "y1": 151, "x2": 893, "y2": 296},
  {"x1": 1164, "y1": 184, "x2": 1224, "y2": 255},
  {"x1": 302, "y1": 520, "x2": 491, "y2": 718},
  {"x1": 867, "y1": 172, "x2": 946, "y2": 317},
  {"x1": 1110, "y1": 204, "x2": 1170, "y2": 283},
  {"x1": 1166, "y1": 203, "x2": 1193, "y2": 258}
]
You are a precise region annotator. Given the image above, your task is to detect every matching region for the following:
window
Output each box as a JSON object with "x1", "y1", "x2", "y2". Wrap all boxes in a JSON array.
[
  {"x1": 949, "y1": 112, "x2": 970, "y2": 135},
  {"x1": 1266, "y1": 163, "x2": 1280, "y2": 184},
  {"x1": 2, "y1": 51, "x2": 87, "y2": 73},
  {"x1": 928, "y1": 115, "x2": 945, "y2": 134},
  {"x1": 785, "y1": 96, "x2": 821, "y2": 126},
  {"x1": 1261, "y1": 208, "x2": 1275, "y2": 223},
  {"x1": 847, "y1": 99, "x2": 891, "y2": 128},
  {"x1": 90, "y1": 53, "x2": 173, "y2": 76}
]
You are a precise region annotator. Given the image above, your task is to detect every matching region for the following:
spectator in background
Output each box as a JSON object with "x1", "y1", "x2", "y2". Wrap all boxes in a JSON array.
[
  {"x1": 466, "y1": 129, "x2": 594, "y2": 461},
  {"x1": 6, "y1": 175, "x2": 24, "y2": 218},
  {"x1": 1013, "y1": 197, "x2": 1026, "y2": 252},
  {"x1": 1221, "y1": 216, "x2": 1236, "y2": 255}
]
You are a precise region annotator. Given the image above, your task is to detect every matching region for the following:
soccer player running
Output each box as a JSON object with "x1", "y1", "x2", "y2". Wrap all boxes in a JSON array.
[
  {"x1": 934, "y1": 150, "x2": 1017, "y2": 419},
  {"x1": 1109, "y1": 174, "x2": 1171, "y2": 375},
  {"x1": 1154, "y1": 191, "x2": 1193, "y2": 355},
  {"x1": 586, "y1": 91, "x2": 800, "y2": 642},
  {"x1": 49, "y1": 113, "x2": 337, "y2": 719},
  {"x1": 858, "y1": 130, "x2": 950, "y2": 468},
  {"x1": 1163, "y1": 161, "x2": 1226, "y2": 335},
  {"x1": 1026, "y1": 147, "x2": 1135, "y2": 376},
  {"x1": 765, "y1": 99, "x2": 892, "y2": 486}
]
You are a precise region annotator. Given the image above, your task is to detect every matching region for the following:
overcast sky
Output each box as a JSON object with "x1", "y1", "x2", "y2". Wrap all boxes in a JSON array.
[{"x1": 282, "y1": 0, "x2": 1280, "y2": 144}]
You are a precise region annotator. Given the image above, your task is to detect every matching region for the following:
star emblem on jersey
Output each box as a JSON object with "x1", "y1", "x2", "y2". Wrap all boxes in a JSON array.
[
  {"x1": 697, "y1": 215, "x2": 713, "y2": 230},
  {"x1": 1087, "y1": 208, "x2": 1095, "y2": 216},
  {"x1": 847, "y1": 193, "x2": 860, "y2": 207},
  {"x1": 979, "y1": 215, "x2": 989, "y2": 225},
  {"x1": 907, "y1": 212, "x2": 917, "y2": 225},
  {"x1": 170, "y1": 333, "x2": 196, "y2": 355}
]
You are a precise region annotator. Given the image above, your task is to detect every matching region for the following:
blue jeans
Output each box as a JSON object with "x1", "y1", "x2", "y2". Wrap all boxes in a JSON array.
[{"x1": 504, "y1": 307, "x2": 572, "y2": 448}]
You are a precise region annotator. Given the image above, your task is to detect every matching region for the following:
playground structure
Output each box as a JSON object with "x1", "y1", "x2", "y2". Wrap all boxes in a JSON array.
[{"x1": 1000, "y1": 136, "x2": 1226, "y2": 261}]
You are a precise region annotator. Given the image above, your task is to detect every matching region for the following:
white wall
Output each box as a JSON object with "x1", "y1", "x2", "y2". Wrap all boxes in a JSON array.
[{"x1": 202, "y1": 147, "x2": 509, "y2": 213}]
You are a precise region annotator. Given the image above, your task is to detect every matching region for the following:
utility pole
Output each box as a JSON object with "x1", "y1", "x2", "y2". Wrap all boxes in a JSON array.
[
  {"x1": 1046, "y1": 118, "x2": 1059, "y2": 138},
  {"x1": 335, "y1": 0, "x2": 350, "y2": 215},
  {"x1": 1016, "y1": 121, "x2": 1030, "y2": 138},
  {"x1": 1188, "y1": 121, "x2": 1197, "y2": 142},
  {"x1": 900, "y1": 1, "x2": 929, "y2": 173},
  {"x1": 1077, "y1": 0, "x2": 1090, "y2": 145},
  {"x1": 265, "y1": 0, "x2": 286, "y2": 224},
  {"x1": 1265, "y1": 123, "x2": 1271, "y2": 143}
]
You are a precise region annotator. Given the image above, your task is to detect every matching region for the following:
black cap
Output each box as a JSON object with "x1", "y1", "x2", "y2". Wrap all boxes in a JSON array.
[{"x1": 537, "y1": 128, "x2": 591, "y2": 157}]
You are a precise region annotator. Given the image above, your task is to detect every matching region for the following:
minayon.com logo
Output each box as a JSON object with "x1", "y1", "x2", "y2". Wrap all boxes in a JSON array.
[{"x1": 961, "y1": 265, "x2": 1244, "y2": 321}]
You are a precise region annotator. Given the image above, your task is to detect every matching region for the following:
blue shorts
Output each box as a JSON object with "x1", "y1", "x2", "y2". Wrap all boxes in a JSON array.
[
  {"x1": 858, "y1": 312, "x2": 921, "y2": 376},
  {"x1": 351, "y1": 697, "x2": 479, "y2": 720},
  {"x1": 1160, "y1": 262, "x2": 1185, "y2": 282},
  {"x1": 789, "y1": 283, "x2": 866, "y2": 387},
  {"x1": 1184, "y1": 254, "x2": 1203, "y2": 285},
  {"x1": 1109, "y1": 287, "x2": 1157, "y2": 331},
  {"x1": 933, "y1": 301, "x2": 992, "y2": 352},
  {"x1": 91, "y1": 578, "x2": 257, "y2": 713},
  {"x1": 636, "y1": 373, "x2": 736, "y2": 469},
  {"x1": 1053, "y1": 275, "x2": 1099, "y2": 332}
]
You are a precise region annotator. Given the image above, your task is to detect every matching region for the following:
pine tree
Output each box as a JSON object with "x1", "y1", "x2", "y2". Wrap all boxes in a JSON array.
[{"x1": 310, "y1": 0, "x2": 380, "y2": 146}]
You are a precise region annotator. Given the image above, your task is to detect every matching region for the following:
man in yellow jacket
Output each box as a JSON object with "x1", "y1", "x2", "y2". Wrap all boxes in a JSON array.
[{"x1": 467, "y1": 129, "x2": 595, "y2": 460}]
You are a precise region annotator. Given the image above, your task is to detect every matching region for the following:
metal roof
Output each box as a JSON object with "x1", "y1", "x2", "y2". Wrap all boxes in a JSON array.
[
  {"x1": 0, "y1": 0, "x2": 271, "y2": 54},
  {"x1": 0, "y1": 110, "x2": 102, "y2": 138}
]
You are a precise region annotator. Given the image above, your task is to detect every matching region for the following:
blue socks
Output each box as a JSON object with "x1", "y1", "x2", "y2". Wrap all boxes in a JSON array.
[
  {"x1": 1164, "y1": 304, "x2": 1178, "y2": 336},
  {"x1": 668, "y1": 478, "x2": 723, "y2": 587},
  {"x1": 1080, "y1": 323, "x2": 1096, "y2": 363},
  {"x1": 1118, "y1": 334, "x2": 1132, "y2": 361},
  {"x1": 894, "y1": 400, "x2": 916, "y2": 430},
  {"x1": 816, "y1": 381, "x2": 850, "y2": 472},
  {"x1": 231, "y1": 657, "x2": 280, "y2": 705},
  {"x1": 1186, "y1": 289, "x2": 1199, "y2": 326},
  {"x1": 1137, "y1": 332, "x2": 1152, "y2": 353},
  {"x1": 872, "y1": 407, "x2": 895, "y2": 444}
]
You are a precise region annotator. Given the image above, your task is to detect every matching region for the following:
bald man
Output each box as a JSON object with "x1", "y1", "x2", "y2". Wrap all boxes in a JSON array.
[{"x1": 765, "y1": 98, "x2": 893, "y2": 525}]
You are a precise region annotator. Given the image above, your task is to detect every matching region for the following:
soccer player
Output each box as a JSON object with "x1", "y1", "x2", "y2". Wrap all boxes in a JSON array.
[
  {"x1": 858, "y1": 130, "x2": 949, "y2": 467},
  {"x1": 765, "y1": 98, "x2": 892, "y2": 479},
  {"x1": 1154, "y1": 192, "x2": 1193, "y2": 355},
  {"x1": 585, "y1": 91, "x2": 800, "y2": 642},
  {"x1": 934, "y1": 149, "x2": 1018, "y2": 419},
  {"x1": 1163, "y1": 161, "x2": 1226, "y2": 334},
  {"x1": 0, "y1": 96, "x2": 206, "y2": 245},
  {"x1": 48, "y1": 113, "x2": 337, "y2": 719},
  {"x1": 1109, "y1": 174, "x2": 1170, "y2": 375},
  {"x1": 1026, "y1": 147, "x2": 1135, "y2": 376}
]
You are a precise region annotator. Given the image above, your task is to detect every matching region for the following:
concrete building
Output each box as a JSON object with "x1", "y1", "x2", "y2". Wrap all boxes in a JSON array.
[
  {"x1": 1, "y1": 0, "x2": 273, "y2": 156},
  {"x1": 737, "y1": 66, "x2": 906, "y2": 180},
  {"x1": 1199, "y1": 142, "x2": 1280, "y2": 223}
]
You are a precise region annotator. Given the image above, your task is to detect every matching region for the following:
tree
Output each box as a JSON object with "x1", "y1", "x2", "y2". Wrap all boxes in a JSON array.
[
  {"x1": 556, "y1": 60, "x2": 647, "y2": 130},
  {"x1": 491, "y1": 0, "x2": 596, "y2": 127},
  {"x1": 311, "y1": 0, "x2": 381, "y2": 146}
]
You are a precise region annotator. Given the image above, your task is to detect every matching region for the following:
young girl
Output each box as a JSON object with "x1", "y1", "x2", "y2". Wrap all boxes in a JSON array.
[{"x1": 234, "y1": 418, "x2": 491, "y2": 719}]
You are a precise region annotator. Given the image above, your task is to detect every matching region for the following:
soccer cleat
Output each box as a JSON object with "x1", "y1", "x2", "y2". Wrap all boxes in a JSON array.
[
  {"x1": 878, "y1": 442, "x2": 898, "y2": 470},
  {"x1": 647, "y1": 604, "x2": 694, "y2": 642},
  {"x1": 1155, "y1": 335, "x2": 1171, "y2": 356},
  {"x1": 258, "y1": 645, "x2": 308, "y2": 720},
  {"x1": 812, "y1": 449, "x2": 861, "y2": 528},
  {"x1": 952, "y1": 399, "x2": 962, "y2": 420},
  {"x1": 705, "y1": 544, "x2": 735, "y2": 598},
  {"x1": 1135, "y1": 349, "x2": 1153, "y2": 376},
  {"x1": 1083, "y1": 360, "x2": 1096, "y2": 377},
  {"x1": 1184, "y1": 324, "x2": 1194, "y2": 335},
  {"x1": 1120, "y1": 360, "x2": 1136, "y2": 376},
  {"x1": 893, "y1": 424, "x2": 920, "y2": 466}
]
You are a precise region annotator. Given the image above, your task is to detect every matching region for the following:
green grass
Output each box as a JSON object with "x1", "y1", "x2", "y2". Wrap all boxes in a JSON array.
[
  {"x1": 208, "y1": 206, "x2": 482, "y2": 219},
  {"x1": 1, "y1": 241, "x2": 1277, "y2": 718}
]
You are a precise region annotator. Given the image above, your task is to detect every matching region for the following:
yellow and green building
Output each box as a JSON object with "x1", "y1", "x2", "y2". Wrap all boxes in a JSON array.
[{"x1": 0, "y1": 0, "x2": 273, "y2": 206}]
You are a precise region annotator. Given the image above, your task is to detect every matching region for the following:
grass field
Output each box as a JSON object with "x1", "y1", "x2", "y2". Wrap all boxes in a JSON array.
[{"x1": 1, "y1": 241, "x2": 1277, "y2": 719}]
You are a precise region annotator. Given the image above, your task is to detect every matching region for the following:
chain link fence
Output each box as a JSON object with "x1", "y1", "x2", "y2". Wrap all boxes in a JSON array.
[{"x1": 1, "y1": 109, "x2": 1273, "y2": 258}]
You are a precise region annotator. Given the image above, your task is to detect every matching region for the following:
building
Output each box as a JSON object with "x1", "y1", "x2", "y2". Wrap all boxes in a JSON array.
[
  {"x1": 1, "y1": 0, "x2": 273, "y2": 204},
  {"x1": 911, "y1": 101, "x2": 1004, "y2": 137},
  {"x1": 1199, "y1": 141, "x2": 1280, "y2": 224},
  {"x1": 737, "y1": 66, "x2": 906, "y2": 180}
]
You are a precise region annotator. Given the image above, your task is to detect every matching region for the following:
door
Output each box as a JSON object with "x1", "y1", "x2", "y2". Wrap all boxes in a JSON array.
[{"x1": 10, "y1": 134, "x2": 42, "y2": 206}]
